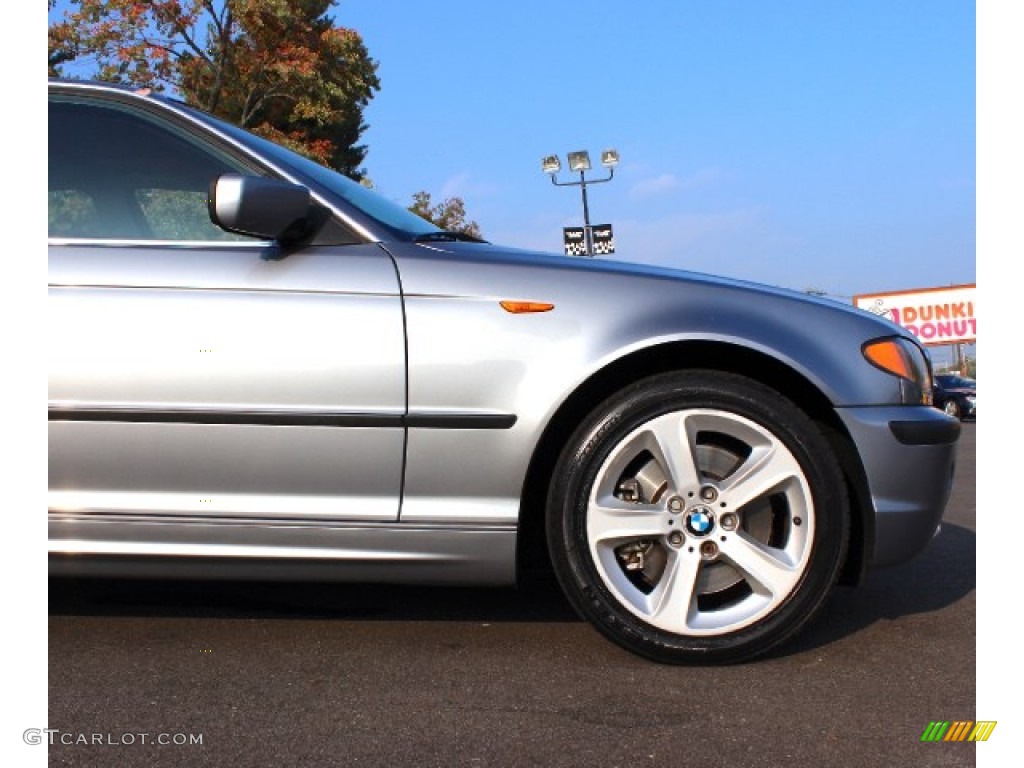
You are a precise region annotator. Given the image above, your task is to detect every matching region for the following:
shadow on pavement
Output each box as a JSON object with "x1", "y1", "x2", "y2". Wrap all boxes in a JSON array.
[
  {"x1": 49, "y1": 522, "x2": 973, "y2": 636},
  {"x1": 48, "y1": 571, "x2": 581, "y2": 623},
  {"x1": 780, "y1": 520, "x2": 975, "y2": 657}
]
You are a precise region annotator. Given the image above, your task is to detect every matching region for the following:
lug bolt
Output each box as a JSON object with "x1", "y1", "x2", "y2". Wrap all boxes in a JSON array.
[
  {"x1": 668, "y1": 496, "x2": 685, "y2": 512},
  {"x1": 699, "y1": 485, "x2": 718, "y2": 503},
  {"x1": 668, "y1": 531, "x2": 685, "y2": 548},
  {"x1": 720, "y1": 513, "x2": 739, "y2": 531},
  {"x1": 700, "y1": 541, "x2": 718, "y2": 560}
]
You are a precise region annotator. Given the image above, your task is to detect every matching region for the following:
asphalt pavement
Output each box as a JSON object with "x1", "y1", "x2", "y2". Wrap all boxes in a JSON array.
[{"x1": 48, "y1": 423, "x2": 976, "y2": 768}]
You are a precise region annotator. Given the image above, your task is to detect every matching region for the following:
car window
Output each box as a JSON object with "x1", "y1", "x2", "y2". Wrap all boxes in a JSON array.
[
  {"x1": 936, "y1": 375, "x2": 974, "y2": 389},
  {"x1": 49, "y1": 95, "x2": 258, "y2": 242},
  {"x1": 48, "y1": 189, "x2": 99, "y2": 238},
  {"x1": 181, "y1": 104, "x2": 443, "y2": 239}
]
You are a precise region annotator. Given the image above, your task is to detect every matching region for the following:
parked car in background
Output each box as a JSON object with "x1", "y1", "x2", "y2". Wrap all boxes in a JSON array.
[
  {"x1": 48, "y1": 79, "x2": 960, "y2": 664},
  {"x1": 933, "y1": 374, "x2": 976, "y2": 420}
]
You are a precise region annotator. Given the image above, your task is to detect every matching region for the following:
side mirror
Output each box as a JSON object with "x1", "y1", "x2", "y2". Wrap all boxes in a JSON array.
[{"x1": 209, "y1": 174, "x2": 312, "y2": 244}]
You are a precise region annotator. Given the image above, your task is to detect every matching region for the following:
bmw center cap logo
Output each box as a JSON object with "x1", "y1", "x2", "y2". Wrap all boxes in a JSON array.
[{"x1": 686, "y1": 508, "x2": 715, "y2": 537}]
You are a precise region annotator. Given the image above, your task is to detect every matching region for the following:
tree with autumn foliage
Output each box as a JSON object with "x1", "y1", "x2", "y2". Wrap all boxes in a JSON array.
[
  {"x1": 409, "y1": 191, "x2": 483, "y2": 239},
  {"x1": 48, "y1": 0, "x2": 380, "y2": 178},
  {"x1": 48, "y1": 1, "x2": 81, "y2": 73}
]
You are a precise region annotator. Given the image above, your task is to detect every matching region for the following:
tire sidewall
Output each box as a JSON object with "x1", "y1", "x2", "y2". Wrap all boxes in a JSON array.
[{"x1": 546, "y1": 370, "x2": 849, "y2": 664}]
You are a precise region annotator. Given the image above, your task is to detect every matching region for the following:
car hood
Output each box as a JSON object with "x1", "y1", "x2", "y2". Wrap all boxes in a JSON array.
[{"x1": 405, "y1": 240, "x2": 908, "y2": 334}]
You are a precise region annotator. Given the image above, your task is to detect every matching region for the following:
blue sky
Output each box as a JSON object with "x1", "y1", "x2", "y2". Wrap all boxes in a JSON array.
[
  {"x1": 49, "y1": 0, "x2": 976, "y2": 302},
  {"x1": 338, "y1": 0, "x2": 975, "y2": 300}
]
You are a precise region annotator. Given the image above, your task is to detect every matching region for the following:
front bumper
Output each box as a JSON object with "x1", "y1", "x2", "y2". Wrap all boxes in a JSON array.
[{"x1": 837, "y1": 406, "x2": 959, "y2": 568}]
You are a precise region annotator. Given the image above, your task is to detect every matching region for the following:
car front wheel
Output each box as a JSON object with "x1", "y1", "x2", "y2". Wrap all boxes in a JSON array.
[
  {"x1": 547, "y1": 370, "x2": 849, "y2": 664},
  {"x1": 943, "y1": 399, "x2": 962, "y2": 420}
]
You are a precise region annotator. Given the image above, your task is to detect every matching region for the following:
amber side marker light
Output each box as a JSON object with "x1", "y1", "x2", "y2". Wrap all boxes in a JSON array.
[
  {"x1": 863, "y1": 338, "x2": 914, "y2": 379},
  {"x1": 500, "y1": 301, "x2": 555, "y2": 314}
]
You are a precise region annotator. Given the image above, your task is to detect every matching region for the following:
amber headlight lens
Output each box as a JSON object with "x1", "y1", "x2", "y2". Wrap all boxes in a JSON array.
[{"x1": 862, "y1": 337, "x2": 933, "y2": 405}]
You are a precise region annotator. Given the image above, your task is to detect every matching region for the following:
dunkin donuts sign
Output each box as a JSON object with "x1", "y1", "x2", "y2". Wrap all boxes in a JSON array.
[{"x1": 853, "y1": 284, "x2": 976, "y2": 347}]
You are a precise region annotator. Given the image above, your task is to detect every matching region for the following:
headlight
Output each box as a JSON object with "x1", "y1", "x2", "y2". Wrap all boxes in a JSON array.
[{"x1": 862, "y1": 337, "x2": 933, "y2": 405}]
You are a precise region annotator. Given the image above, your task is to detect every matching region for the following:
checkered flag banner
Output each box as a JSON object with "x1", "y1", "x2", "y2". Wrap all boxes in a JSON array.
[
  {"x1": 592, "y1": 224, "x2": 615, "y2": 255},
  {"x1": 563, "y1": 227, "x2": 587, "y2": 256}
]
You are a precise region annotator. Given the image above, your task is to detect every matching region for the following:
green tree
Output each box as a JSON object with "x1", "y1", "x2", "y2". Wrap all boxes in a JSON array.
[
  {"x1": 409, "y1": 191, "x2": 483, "y2": 239},
  {"x1": 48, "y1": 0, "x2": 380, "y2": 178}
]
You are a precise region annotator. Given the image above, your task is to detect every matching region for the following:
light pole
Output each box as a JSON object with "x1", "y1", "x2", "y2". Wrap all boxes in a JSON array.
[{"x1": 542, "y1": 149, "x2": 619, "y2": 256}]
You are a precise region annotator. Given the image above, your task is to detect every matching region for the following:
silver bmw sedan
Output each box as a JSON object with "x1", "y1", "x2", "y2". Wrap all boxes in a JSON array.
[{"x1": 48, "y1": 79, "x2": 959, "y2": 663}]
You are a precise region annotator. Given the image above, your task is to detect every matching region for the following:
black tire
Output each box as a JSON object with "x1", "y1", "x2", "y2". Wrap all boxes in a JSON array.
[{"x1": 546, "y1": 370, "x2": 849, "y2": 664}]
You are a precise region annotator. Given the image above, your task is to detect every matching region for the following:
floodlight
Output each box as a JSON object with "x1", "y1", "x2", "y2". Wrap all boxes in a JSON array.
[
  {"x1": 567, "y1": 151, "x2": 591, "y2": 172},
  {"x1": 541, "y1": 155, "x2": 561, "y2": 175}
]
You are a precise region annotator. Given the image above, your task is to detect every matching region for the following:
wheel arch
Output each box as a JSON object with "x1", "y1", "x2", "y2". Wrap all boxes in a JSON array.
[{"x1": 516, "y1": 339, "x2": 874, "y2": 587}]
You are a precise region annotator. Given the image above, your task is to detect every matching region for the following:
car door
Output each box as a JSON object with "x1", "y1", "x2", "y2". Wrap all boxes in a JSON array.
[{"x1": 48, "y1": 88, "x2": 406, "y2": 525}]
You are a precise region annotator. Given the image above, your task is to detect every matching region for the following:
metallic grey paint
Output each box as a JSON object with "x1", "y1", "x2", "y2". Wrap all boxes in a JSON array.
[{"x1": 49, "y1": 80, "x2": 957, "y2": 594}]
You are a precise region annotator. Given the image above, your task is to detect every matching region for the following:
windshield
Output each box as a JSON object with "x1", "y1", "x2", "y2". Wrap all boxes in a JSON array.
[
  {"x1": 937, "y1": 375, "x2": 975, "y2": 388},
  {"x1": 176, "y1": 103, "x2": 442, "y2": 238}
]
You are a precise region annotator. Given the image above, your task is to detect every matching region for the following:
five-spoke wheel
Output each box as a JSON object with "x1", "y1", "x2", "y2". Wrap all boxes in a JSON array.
[{"x1": 547, "y1": 370, "x2": 849, "y2": 664}]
